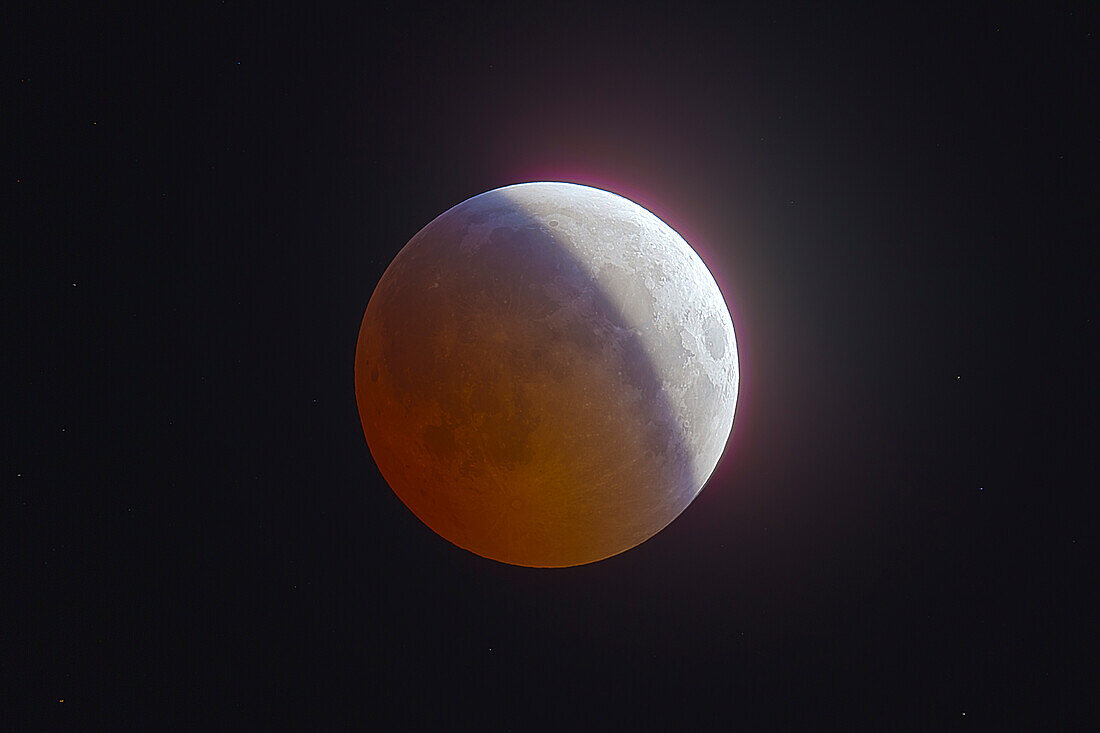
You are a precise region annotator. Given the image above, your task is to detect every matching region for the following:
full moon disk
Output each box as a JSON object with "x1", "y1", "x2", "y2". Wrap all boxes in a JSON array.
[{"x1": 355, "y1": 182, "x2": 738, "y2": 567}]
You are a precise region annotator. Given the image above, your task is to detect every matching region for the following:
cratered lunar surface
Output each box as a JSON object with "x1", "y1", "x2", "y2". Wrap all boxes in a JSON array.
[{"x1": 355, "y1": 182, "x2": 738, "y2": 567}]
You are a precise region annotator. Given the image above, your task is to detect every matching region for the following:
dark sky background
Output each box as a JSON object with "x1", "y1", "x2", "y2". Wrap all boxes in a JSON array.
[{"x1": 13, "y1": 2, "x2": 1096, "y2": 729}]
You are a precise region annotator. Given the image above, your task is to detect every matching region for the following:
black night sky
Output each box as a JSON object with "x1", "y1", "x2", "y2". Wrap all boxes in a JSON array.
[{"x1": 13, "y1": 2, "x2": 1096, "y2": 729}]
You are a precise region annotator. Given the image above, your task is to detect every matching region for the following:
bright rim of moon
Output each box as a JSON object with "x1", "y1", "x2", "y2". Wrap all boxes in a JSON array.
[{"x1": 355, "y1": 182, "x2": 739, "y2": 567}]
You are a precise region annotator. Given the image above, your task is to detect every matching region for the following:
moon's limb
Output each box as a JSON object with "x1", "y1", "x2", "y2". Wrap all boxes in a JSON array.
[{"x1": 355, "y1": 182, "x2": 738, "y2": 567}]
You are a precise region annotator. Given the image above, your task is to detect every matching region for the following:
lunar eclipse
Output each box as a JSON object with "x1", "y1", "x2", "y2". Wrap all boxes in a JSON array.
[{"x1": 355, "y1": 182, "x2": 738, "y2": 566}]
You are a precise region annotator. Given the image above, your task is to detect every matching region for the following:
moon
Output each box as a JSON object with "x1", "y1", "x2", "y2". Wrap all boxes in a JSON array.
[{"x1": 355, "y1": 182, "x2": 739, "y2": 567}]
